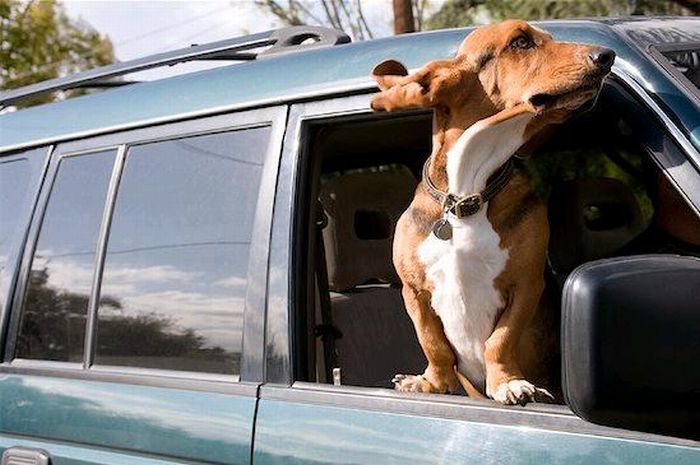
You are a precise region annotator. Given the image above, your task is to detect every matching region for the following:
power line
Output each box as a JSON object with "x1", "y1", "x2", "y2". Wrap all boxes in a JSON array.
[
  {"x1": 149, "y1": 17, "x2": 237, "y2": 54},
  {"x1": 115, "y1": 6, "x2": 225, "y2": 46},
  {"x1": 3, "y1": 5, "x2": 237, "y2": 88}
]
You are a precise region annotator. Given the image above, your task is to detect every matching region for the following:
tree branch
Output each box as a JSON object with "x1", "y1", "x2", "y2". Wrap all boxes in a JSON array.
[{"x1": 354, "y1": 0, "x2": 374, "y2": 38}]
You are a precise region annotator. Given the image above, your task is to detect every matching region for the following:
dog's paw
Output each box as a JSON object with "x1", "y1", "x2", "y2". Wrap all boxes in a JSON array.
[
  {"x1": 392, "y1": 374, "x2": 428, "y2": 392},
  {"x1": 393, "y1": 371, "x2": 457, "y2": 394},
  {"x1": 489, "y1": 379, "x2": 554, "y2": 405}
]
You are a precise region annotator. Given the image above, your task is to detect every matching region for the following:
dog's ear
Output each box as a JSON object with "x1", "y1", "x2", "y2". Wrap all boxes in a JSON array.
[
  {"x1": 371, "y1": 59, "x2": 409, "y2": 91},
  {"x1": 370, "y1": 59, "x2": 460, "y2": 112}
]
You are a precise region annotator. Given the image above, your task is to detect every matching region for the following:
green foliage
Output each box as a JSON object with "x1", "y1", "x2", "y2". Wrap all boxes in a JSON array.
[
  {"x1": 426, "y1": 0, "x2": 484, "y2": 30},
  {"x1": 0, "y1": 0, "x2": 114, "y2": 105},
  {"x1": 18, "y1": 265, "x2": 229, "y2": 364},
  {"x1": 427, "y1": 0, "x2": 698, "y2": 30}
]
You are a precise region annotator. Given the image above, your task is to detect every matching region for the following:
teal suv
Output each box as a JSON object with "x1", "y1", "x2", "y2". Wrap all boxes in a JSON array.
[{"x1": 0, "y1": 18, "x2": 699, "y2": 465}]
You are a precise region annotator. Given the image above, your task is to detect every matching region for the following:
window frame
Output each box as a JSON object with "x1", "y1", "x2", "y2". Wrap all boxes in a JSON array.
[
  {"x1": 264, "y1": 69, "x2": 700, "y2": 445},
  {"x1": 2, "y1": 106, "x2": 287, "y2": 391}
]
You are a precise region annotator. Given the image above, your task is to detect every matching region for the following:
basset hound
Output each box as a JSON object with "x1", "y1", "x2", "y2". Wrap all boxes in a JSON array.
[{"x1": 371, "y1": 20, "x2": 614, "y2": 404}]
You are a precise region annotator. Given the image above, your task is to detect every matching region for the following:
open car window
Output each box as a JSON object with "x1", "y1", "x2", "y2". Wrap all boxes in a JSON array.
[{"x1": 289, "y1": 77, "x2": 700, "y2": 412}]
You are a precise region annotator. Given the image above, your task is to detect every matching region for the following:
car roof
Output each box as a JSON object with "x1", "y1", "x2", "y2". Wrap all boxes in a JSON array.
[{"x1": 1, "y1": 17, "x2": 698, "y2": 154}]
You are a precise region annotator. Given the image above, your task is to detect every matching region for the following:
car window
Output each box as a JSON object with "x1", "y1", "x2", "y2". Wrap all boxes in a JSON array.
[
  {"x1": 0, "y1": 159, "x2": 31, "y2": 282},
  {"x1": 662, "y1": 46, "x2": 700, "y2": 90},
  {"x1": 0, "y1": 149, "x2": 49, "y2": 310},
  {"x1": 15, "y1": 151, "x2": 116, "y2": 362},
  {"x1": 291, "y1": 82, "x2": 700, "y2": 398},
  {"x1": 94, "y1": 127, "x2": 269, "y2": 375}
]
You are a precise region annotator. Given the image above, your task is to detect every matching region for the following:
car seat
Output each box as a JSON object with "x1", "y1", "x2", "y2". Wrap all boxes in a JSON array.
[
  {"x1": 317, "y1": 165, "x2": 426, "y2": 388},
  {"x1": 548, "y1": 177, "x2": 646, "y2": 286}
]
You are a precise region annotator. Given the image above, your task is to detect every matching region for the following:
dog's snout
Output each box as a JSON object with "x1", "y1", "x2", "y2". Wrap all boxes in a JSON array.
[{"x1": 588, "y1": 47, "x2": 616, "y2": 70}]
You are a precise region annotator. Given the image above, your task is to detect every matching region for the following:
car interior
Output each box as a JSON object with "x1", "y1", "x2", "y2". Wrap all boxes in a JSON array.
[{"x1": 292, "y1": 79, "x2": 700, "y2": 402}]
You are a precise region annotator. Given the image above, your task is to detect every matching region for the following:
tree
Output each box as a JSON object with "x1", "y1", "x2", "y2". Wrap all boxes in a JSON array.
[
  {"x1": 255, "y1": 0, "x2": 376, "y2": 40},
  {"x1": 427, "y1": 0, "x2": 699, "y2": 30},
  {"x1": 17, "y1": 264, "x2": 230, "y2": 363},
  {"x1": 255, "y1": 0, "x2": 431, "y2": 40},
  {"x1": 394, "y1": 0, "x2": 416, "y2": 34},
  {"x1": 0, "y1": 0, "x2": 114, "y2": 105}
]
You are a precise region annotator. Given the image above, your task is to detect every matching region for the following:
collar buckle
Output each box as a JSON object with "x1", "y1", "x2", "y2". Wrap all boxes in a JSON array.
[
  {"x1": 422, "y1": 157, "x2": 514, "y2": 219},
  {"x1": 452, "y1": 193, "x2": 483, "y2": 218}
]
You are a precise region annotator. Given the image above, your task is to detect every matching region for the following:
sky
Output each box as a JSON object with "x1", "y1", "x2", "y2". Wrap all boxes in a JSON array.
[{"x1": 62, "y1": 0, "x2": 430, "y2": 80}]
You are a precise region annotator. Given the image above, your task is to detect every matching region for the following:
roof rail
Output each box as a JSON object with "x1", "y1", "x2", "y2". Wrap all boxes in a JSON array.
[{"x1": 0, "y1": 25, "x2": 350, "y2": 108}]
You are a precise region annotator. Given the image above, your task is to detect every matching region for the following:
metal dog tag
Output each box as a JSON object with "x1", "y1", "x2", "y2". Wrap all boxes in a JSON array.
[{"x1": 432, "y1": 218, "x2": 452, "y2": 240}]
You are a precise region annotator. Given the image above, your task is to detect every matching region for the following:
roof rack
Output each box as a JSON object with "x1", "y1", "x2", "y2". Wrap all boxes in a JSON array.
[{"x1": 0, "y1": 25, "x2": 350, "y2": 108}]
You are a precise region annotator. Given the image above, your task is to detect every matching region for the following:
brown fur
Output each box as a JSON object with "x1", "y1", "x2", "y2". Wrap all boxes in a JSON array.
[{"x1": 373, "y1": 20, "x2": 613, "y2": 401}]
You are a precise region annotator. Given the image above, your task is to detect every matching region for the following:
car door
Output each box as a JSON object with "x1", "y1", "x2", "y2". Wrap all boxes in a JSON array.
[
  {"x1": 0, "y1": 107, "x2": 286, "y2": 465},
  {"x1": 252, "y1": 76, "x2": 700, "y2": 464}
]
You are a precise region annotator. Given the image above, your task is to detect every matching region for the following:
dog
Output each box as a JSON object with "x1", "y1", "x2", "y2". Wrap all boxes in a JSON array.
[{"x1": 370, "y1": 20, "x2": 614, "y2": 404}]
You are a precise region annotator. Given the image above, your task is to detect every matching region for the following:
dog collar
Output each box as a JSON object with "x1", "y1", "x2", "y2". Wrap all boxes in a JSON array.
[{"x1": 421, "y1": 157, "x2": 515, "y2": 219}]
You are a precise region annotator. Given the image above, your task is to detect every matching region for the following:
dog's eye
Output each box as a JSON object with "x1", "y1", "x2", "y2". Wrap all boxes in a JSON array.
[{"x1": 510, "y1": 36, "x2": 534, "y2": 50}]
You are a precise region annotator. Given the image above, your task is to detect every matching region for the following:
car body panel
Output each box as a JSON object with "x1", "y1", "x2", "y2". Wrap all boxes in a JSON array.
[
  {"x1": 253, "y1": 399, "x2": 699, "y2": 465},
  {"x1": 1, "y1": 19, "x2": 697, "y2": 154},
  {"x1": 0, "y1": 436, "x2": 198, "y2": 465},
  {"x1": 0, "y1": 374, "x2": 253, "y2": 464}
]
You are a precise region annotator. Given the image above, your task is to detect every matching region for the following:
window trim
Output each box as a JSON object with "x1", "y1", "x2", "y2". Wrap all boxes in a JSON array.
[
  {"x1": 2, "y1": 106, "x2": 288, "y2": 389},
  {"x1": 2, "y1": 358, "x2": 257, "y2": 396},
  {"x1": 84, "y1": 145, "x2": 126, "y2": 369}
]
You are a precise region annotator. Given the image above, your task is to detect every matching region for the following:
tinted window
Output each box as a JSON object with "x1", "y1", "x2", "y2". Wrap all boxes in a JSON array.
[
  {"x1": 16, "y1": 151, "x2": 115, "y2": 362},
  {"x1": 0, "y1": 159, "x2": 30, "y2": 281},
  {"x1": 95, "y1": 127, "x2": 269, "y2": 374},
  {"x1": 662, "y1": 47, "x2": 700, "y2": 90}
]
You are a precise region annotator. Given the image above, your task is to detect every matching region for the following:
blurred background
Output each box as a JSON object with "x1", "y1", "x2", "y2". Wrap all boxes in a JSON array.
[{"x1": 1, "y1": 0, "x2": 698, "y2": 102}]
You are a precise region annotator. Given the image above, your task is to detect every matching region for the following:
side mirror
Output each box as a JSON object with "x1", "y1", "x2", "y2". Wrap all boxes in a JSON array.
[{"x1": 562, "y1": 255, "x2": 700, "y2": 439}]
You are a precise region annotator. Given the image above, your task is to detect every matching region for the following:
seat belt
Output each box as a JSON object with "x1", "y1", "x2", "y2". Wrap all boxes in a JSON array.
[{"x1": 313, "y1": 202, "x2": 342, "y2": 385}]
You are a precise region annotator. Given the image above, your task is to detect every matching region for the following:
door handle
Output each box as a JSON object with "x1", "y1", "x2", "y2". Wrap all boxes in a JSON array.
[{"x1": 1, "y1": 446, "x2": 51, "y2": 465}]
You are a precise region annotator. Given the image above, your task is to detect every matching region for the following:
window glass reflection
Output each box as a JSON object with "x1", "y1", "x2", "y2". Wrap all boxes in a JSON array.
[
  {"x1": 95, "y1": 127, "x2": 270, "y2": 374},
  {"x1": 16, "y1": 151, "x2": 115, "y2": 361}
]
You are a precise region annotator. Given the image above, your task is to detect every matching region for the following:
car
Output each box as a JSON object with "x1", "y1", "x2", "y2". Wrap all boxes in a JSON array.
[{"x1": 0, "y1": 17, "x2": 698, "y2": 465}]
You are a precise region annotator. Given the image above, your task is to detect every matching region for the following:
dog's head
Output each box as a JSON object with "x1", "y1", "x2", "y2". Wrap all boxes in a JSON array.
[{"x1": 371, "y1": 20, "x2": 614, "y2": 126}]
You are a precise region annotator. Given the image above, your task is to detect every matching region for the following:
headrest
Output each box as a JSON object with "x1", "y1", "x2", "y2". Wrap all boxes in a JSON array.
[
  {"x1": 319, "y1": 165, "x2": 417, "y2": 292},
  {"x1": 548, "y1": 178, "x2": 646, "y2": 276}
]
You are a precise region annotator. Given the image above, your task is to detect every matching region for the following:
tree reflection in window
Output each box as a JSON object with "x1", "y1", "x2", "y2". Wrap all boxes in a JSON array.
[
  {"x1": 16, "y1": 151, "x2": 115, "y2": 362},
  {"x1": 95, "y1": 127, "x2": 270, "y2": 374}
]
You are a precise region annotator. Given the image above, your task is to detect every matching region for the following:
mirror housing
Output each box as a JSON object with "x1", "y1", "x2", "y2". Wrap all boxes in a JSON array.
[{"x1": 562, "y1": 255, "x2": 700, "y2": 439}]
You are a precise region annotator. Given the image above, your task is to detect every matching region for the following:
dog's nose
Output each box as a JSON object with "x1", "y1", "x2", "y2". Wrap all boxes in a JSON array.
[{"x1": 588, "y1": 47, "x2": 616, "y2": 70}]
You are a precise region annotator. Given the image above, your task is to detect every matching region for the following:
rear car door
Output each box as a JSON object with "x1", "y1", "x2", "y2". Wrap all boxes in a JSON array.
[{"x1": 0, "y1": 107, "x2": 286, "y2": 465}]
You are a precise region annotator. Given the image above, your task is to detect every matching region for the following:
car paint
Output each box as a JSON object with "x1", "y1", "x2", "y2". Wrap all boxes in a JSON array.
[
  {"x1": 253, "y1": 399, "x2": 699, "y2": 465},
  {"x1": 0, "y1": 19, "x2": 698, "y2": 154},
  {"x1": 0, "y1": 17, "x2": 698, "y2": 465},
  {"x1": 0, "y1": 374, "x2": 253, "y2": 465}
]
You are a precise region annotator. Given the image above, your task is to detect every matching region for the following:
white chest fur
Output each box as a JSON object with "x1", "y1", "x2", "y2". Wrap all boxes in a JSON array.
[{"x1": 417, "y1": 109, "x2": 534, "y2": 390}]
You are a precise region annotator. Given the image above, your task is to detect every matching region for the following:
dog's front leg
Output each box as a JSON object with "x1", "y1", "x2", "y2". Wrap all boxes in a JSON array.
[
  {"x1": 392, "y1": 285, "x2": 459, "y2": 394},
  {"x1": 484, "y1": 277, "x2": 553, "y2": 405}
]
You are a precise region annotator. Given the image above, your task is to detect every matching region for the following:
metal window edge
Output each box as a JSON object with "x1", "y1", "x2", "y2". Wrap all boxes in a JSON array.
[{"x1": 0, "y1": 361, "x2": 256, "y2": 396}]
